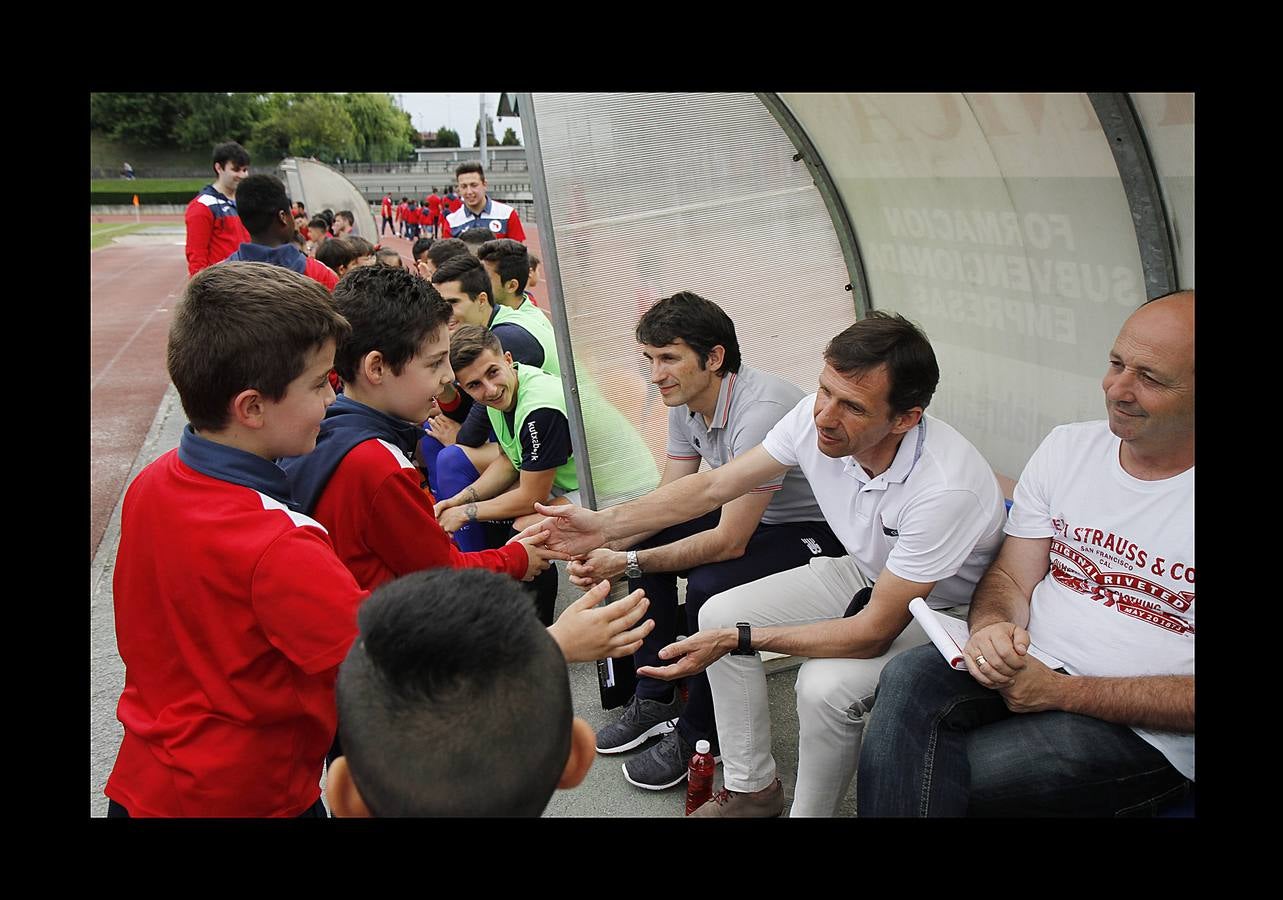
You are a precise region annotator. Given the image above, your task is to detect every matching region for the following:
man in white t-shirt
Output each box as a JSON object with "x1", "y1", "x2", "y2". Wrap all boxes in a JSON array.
[
  {"x1": 529, "y1": 312, "x2": 1007, "y2": 816},
  {"x1": 857, "y1": 290, "x2": 1195, "y2": 816}
]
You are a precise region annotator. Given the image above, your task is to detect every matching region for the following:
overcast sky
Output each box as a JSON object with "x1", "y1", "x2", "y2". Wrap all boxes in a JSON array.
[{"x1": 394, "y1": 93, "x2": 525, "y2": 144}]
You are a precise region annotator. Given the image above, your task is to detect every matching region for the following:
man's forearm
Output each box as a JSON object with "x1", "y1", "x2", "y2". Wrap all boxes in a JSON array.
[
  {"x1": 1053, "y1": 673, "x2": 1194, "y2": 733},
  {"x1": 604, "y1": 529, "x2": 661, "y2": 552},
  {"x1": 968, "y1": 562, "x2": 1033, "y2": 633},
  {"x1": 734, "y1": 618, "x2": 887, "y2": 661},
  {"x1": 637, "y1": 527, "x2": 745, "y2": 574},
  {"x1": 601, "y1": 471, "x2": 728, "y2": 544}
]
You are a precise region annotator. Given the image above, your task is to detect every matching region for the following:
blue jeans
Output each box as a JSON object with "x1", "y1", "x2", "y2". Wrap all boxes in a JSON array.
[{"x1": 856, "y1": 644, "x2": 1191, "y2": 817}]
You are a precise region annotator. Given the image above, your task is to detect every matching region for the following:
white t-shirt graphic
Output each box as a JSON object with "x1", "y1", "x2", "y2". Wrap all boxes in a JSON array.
[{"x1": 1006, "y1": 421, "x2": 1194, "y2": 780}]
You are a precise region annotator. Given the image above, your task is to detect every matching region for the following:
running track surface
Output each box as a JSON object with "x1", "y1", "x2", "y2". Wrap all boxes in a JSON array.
[{"x1": 89, "y1": 216, "x2": 543, "y2": 560}]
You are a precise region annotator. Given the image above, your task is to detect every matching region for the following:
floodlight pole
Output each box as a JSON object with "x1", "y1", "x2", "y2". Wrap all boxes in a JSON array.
[{"x1": 479, "y1": 94, "x2": 488, "y2": 171}]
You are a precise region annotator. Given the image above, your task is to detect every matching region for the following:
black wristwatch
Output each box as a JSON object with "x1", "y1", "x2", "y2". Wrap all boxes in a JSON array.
[{"x1": 730, "y1": 622, "x2": 754, "y2": 655}]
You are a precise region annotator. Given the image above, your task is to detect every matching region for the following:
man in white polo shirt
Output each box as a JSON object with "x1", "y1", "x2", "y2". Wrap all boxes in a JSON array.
[{"x1": 532, "y1": 312, "x2": 1007, "y2": 816}]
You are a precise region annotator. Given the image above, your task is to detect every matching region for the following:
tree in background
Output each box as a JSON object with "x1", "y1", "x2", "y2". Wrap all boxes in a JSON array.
[
  {"x1": 500, "y1": 127, "x2": 521, "y2": 146},
  {"x1": 473, "y1": 116, "x2": 499, "y2": 147},
  {"x1": 249, "y1": 93, "x2": 358, "y2": 162},
  {"x1": 174, "y1": 93, "x2": 265, "y2": 149},
  {"x1": 90, "y1": 93, "x2": 189, "y2": 146},
  {"x1": 434, "y1": 127, "x2": 462, "y2": 148},
  {"x1": 341, "y1": 93, "x2": 416, "y2": 161},
  {"x1": 92, "y1": 92, "x2": 428, "y2": 163}
]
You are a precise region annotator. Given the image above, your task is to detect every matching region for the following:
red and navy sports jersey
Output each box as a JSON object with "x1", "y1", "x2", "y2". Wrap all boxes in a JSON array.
[
  {"x1": 224, "y1": 241, "x2": 338, "y2": 291},
  {"x1": 441, "y1": 198, "x2": 525, "y2": 242},
  {"x1": 184, "y1": 185, "x2": 250, "y2": 276},
  {"x1": 106, "y1": 449, "x2": 366, "y2": 817},
  {"x1": 313, "y1": 437, "x2": 528, "y2": 590}
]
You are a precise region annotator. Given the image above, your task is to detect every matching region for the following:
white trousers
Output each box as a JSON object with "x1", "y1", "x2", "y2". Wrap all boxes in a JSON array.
[{"x1": 698, "y1": 555, "x2": 932, "y2": 817}]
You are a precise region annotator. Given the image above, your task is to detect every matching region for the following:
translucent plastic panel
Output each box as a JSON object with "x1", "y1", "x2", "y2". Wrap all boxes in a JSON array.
[
  {"x1": 278, "y1": 158, "x2": 379, "y2": 241},
  {"x1": 530, "y1": 93, "x2": 857, "y2": 508},
  {"x1": 1131, "y1": 93, "x2": 1194, "y2": 287},
  {"x1": 781, "y1": 93, "x2": 1146, "y2": 482}
]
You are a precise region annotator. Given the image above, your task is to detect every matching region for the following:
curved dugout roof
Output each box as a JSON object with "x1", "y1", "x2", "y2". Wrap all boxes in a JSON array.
[
  {"x1": 277, "y1": 158, "x2": 379, "y2": 241},
  {"x1": 521, "y1": 92, "x2": 1193, "y2": 503}
]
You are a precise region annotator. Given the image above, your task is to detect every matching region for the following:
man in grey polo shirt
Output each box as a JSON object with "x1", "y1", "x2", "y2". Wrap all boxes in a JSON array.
[
  {"x1": 566, "y1": 292, "x2": 846, "y2": 791},
  {"x1": 534, "y1": 312, "x2": 1007, "y2": 815}
]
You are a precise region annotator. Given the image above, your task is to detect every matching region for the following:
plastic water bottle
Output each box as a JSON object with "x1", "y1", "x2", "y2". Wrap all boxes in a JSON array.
[{"x1": 685, "y1": 739, "x2": 716, "y2": 814}]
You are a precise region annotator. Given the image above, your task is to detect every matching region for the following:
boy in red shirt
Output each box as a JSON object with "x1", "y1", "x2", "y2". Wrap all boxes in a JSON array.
[
  {"x1": 427, "y1": 188, "x2": 443, "y2": 238},
  {"x1": 105, "y1": 263, "x2": 366, "y2": 817},
  {"x1": 184, "y1": 141, "x2": 251, "y2": 276},
  {"x1": 380, "y1": 193, "x2": 394, "y2": 236},
  {"x1": 279, "y1": 264, "x2": 555, "y2": 589},
  {"x1": 277, "y1": 264, "x2": 653, "y2": 656}
]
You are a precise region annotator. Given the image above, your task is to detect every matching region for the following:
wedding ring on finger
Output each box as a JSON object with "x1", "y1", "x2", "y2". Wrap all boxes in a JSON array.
[{"x1": 975, "y1": 655, "x2": 988, "y2": 668}]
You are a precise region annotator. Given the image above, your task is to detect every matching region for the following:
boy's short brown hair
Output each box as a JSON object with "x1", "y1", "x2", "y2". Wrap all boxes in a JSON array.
[
  {"x1": 167, "y1": 262, "x2": 350, "y2": 432},
  {"x1": 316, "y1": 237, "x2": 360, "y2": 275}
]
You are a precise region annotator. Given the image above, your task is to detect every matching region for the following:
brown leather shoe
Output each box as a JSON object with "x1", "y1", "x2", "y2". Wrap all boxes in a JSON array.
[{"x1": 689, "y1": 778, "x2": 784, "y2": 817}]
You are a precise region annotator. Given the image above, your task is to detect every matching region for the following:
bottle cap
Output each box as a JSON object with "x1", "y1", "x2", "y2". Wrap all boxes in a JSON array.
[{"x1": 695, "y1": 740, "x2": 711, "y2": 754}]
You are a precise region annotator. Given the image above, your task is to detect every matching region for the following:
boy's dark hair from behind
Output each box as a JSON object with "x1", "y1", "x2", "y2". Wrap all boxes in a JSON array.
[
  {"x1": 459, "y1": 228, "x2": 493, "y2": 252},
  {"x1": 346, "y1": 235, "x2": 374, "y2": 258},
  {"x1": 331, "y1": 264, "x2": 451, "y2": 384},
  {"x1": 335, "y1": 568, "x2": 573, "y2": 816},
  {"x1": 425, "y1": 237, "x2": 469, "y2": 269},
  {"x1": 316, "y1": 237, "x2": 359, "y2": 275},
  {"x1": 430, "y1": 252, "x2": 491, "y2": 300},
  {"x1": 476, "y1": 238, "x2": 529, "y2": 294},
  {"x1": 411, "y1": 236, "x2": 435, "y2": 262},
  {"x1": 167, "y1": 262, "x2": 349, "y2": 432},
  {"x1": 374, "y1": 246, "x2": 402, "y2": 266},
  {"x1": 234, "y1": 173, "x2": 291, "y2": 237}
]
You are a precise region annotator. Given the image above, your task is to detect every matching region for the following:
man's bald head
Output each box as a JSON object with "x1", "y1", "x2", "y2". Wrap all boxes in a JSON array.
[
  {"x1": 1135, "y1": 289, "x2": 1194, "y2": 361},
  {"x1": 1104, "y1": 290, "x2": 1194, "y2": 470}
]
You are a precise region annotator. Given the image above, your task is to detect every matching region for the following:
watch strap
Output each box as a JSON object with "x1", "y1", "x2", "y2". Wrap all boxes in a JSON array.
[
  {"x1": 731, "y1": 621, "x2": 753, "y2": 655},
  {"x1": 624, "y1": 550, "x2": 642, "y2": 579}
]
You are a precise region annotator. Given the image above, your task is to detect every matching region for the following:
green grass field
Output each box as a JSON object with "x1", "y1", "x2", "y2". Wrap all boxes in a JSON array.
[
  {"x1": 90, "y1": 221, "x2": 164, "y2": 251},
  {"x1": 91, "y1": 178, "x2": 206, "y2": 194}
]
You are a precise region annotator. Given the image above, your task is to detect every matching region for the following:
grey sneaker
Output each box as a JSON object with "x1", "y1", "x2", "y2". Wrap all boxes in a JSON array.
[
  {"x1": 595, "y1": 694, "x2": 682, "y2": 754},
  {"x1": 689, "y1": 777, "x2": 784, "y2": 817},
  {"x1": 622, "y1": 730, "x2": 720, "y2": 791}
]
